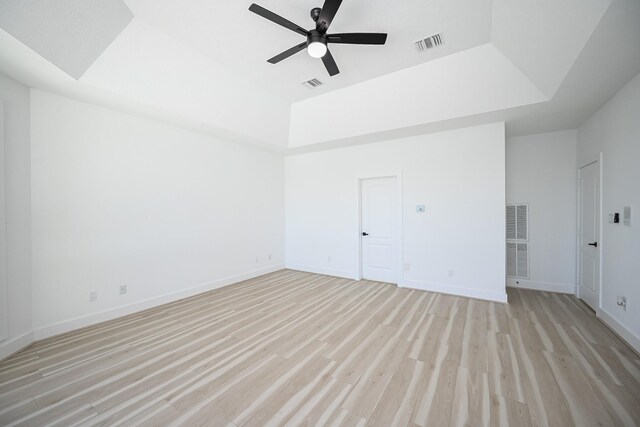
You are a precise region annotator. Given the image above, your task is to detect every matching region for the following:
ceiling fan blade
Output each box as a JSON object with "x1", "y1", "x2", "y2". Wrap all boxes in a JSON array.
[
  {"x1": 327, "y1": 33, "x2": 387, "y2": 45},
  {"x1": 249, "y1": 3, "x2": 309, "y2": 37},
  {"x1": 316, "y1": 0, "x2": 342, "y2": 32},
  {"x1": 321, "y1": 49, "x2": 340, "y2": 76},
  {"x1": 267, "y1": 42, "x2": 307, "y2": 64}
]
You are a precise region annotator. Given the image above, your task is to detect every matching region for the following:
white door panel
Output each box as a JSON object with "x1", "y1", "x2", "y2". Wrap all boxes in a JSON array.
[
  {"x1": 0, "y1": 103, "x2": 7, "y2": 342},
  {"x1": 368, "y1": 244, "x2": 393, "y2": 268},
  {"x1": 578, "y1": 161, "x2": 600, "y2": 311},
  {"x1": 361, "y1": 177, "x2": 397, "y2": 283},
  {"x1": 0, "y1": 101, "x2": 9, "y2": 341}
]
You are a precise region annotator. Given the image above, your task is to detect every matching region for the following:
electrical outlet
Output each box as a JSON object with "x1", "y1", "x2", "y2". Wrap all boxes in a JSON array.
[
  {"x1": 268, "y1": 254, "x2": 272, "y2": 261},
  {"x1": 119, "y1": 285, "x2": 127, "y2": 295},
  {"x1": 255, "y1": 257, "x2": 259, "y2": 263},
  {"x1": 448, "y1": 270, "x2": 454, "y2": 277},
  {"x1": 404, "y1": 263, "x2": 410, "y2": 271},
  {"x1": 617, "y1": 296, "x2": 627, "y2": 311},
  {"x1": 89, "y1": 291, "x2": 97, "y2": 302},
  {"x1": 327, "y1": 256, "x2": 331, "y2": 262}
]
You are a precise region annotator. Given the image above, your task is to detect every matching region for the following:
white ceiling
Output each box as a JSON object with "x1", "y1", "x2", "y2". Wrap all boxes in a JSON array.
[
  {"x1": 492, "y1": 0, "x2": 610, "y2": 98},
  {"x1": 123, "y1": 0, "x2": 493, "y2": 102},
  {"x1": 0, "y1": 0, "x2": 639, "y2": 152},
  {"x1": 0, "y1": 0, "x2": 133, "y2": 79},
  {"x1": 290, "y1": 44, "x2": 548, "y2": 147}
]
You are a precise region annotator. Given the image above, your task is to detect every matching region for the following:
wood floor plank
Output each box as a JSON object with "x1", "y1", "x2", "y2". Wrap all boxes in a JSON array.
[
  {"x1": 367, "y1": 358, "x2": 424, "y2": 426},
  {"x1": 543, "y1": 351, "x2": 615, "y2": 426},
  {"x1": 486, "y1": 332, "x2": 526, "y2": 403},
  {"x1": 449, "y1": 366, "x2": 490, "y2": 427},
  {"x1": 509, "y1": 321, "x2": 573, "y2": 427},
  {"x1": 341, "y1": 337, "x2": 411, "y2": 419},
  {"x1": 412, "y1": 357, "x2": 458, "y2": 427},
  {"x1": 282, "y1": 376, "x2": 353, "y2": 426},
  {"x1": 592, "y1": 343, "x2": 640, "y2": 402},
  {"x1": 239, "y1": 356, "x2": 336, "y2": 426},
  {"x1": 488, "y1": 394, "x2": 532, "y2": 427},
  {"x1": 0, "y1": 270, "x2": 638, "y2": 426}
]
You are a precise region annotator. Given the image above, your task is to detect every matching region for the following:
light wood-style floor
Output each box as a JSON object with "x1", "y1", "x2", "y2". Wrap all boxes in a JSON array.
[{"x1": 1, "y1": 270, "x2": 639, "y2": 427}]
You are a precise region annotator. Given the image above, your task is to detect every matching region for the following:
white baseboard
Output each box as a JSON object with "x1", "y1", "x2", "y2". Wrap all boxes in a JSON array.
[
  {"x1": 402, "y1": 279, "x2": 508, "y2": 303},
  {"x1": 506, "y1": 278, "x2": 575, "y2": 294},
  {"x1": 33, "y1": 265, "x2": 284, "y2": 341},
  {"x1": 285, "y1": 264, "x2": 357, "y2": 280},
  {"x1": 0, "y1": 331, "x2": 34, "y2": 362},
  {"x1": 597, "y1": 308, "x2": 640, "y2": 354}
]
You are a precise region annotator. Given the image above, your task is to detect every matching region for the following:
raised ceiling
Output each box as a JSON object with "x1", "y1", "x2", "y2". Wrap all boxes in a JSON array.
[
  {"x1": 123, "y1": 0, "x2": 494, "y2": 101},
  {"x1": 0, "y1": 0, "x2": 133, "y2": 79},
  {"x1": 1, "y1": 0, "x2": 639, "y2": 152}
]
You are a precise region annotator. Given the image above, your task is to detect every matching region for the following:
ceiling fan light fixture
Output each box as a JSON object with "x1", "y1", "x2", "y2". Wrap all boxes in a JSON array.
[
  {"x1": 307, "y1": 41, "x2": 327, "y2": 58},
  {"x1": 249, "y1": 1, "x2": 388, "y2": 76}
]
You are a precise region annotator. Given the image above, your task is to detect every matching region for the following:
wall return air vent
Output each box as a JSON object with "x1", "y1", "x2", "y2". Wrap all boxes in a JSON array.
[
  {"x1": 302, "y1": 78, "x2": 324, "y2": 89},
  {"x1": 414, "y1": 33, "x2": 444, "y2": 53},
  {"x1": 506, "y1": 204, "x2": 529, "y2": 279}
]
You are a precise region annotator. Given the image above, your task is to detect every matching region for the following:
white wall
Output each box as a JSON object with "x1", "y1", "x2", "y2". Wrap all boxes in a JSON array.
[
  {"x1": 286, "y1": 123, "x2": 507, "y2": 302},
  {"x1": 506, "y1": 130, "x2": 577, "y2": 293},
  {"x1": 30, "y1": 90, "x2": 284, "y2": 338},
  {"x1": 0, "y1": 73, "x2": 32, "y2": 360},
  {"x1": 578, "y1": 72, "x2": 640, "y2": 351},
  {"x1": 289, "y1": 45, "x2": 545, "y2": 148}
]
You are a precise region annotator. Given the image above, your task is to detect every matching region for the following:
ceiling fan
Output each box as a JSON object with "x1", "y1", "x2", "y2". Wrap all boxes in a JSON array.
[{"x1": 248, "y1": 0, "x2": 387, "y2": 77}]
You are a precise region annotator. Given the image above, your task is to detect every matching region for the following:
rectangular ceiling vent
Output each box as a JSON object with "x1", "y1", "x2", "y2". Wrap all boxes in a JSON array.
[
  {"x1": 414, "y1": 33, "x2": 444, "y2": 53},
  {"x1": 302, "y1": 78, "x2": 324, "y2": 89}
]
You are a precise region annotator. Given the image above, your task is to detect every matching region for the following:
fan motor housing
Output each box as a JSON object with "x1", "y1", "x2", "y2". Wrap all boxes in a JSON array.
[
  {"x1": 310, "y1": 7, "x2": 322, "y2": 22},
  {"x1": 308, "y1": 29, "x2": 327, "y2": 46}
]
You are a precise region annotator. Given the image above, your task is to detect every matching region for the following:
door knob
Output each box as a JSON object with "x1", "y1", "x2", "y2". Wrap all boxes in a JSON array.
[
  {"x1": 362, "y1": 232, "x2": 369, "y2": 236},
  {"x1": 588, "y1": 242, "x2": 598, "y2": 247}
]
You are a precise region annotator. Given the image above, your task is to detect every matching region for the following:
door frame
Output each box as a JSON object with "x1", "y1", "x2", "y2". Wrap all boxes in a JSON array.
[
  {"x1": 576, "y1": 153, "x2": 603, "y2": 311},
  {"x1": 355, "y1": 174, "x2": 403, "y2": 284},
  {"x1": 0, "y1": 102, "x2": 7, "y2": 342}
]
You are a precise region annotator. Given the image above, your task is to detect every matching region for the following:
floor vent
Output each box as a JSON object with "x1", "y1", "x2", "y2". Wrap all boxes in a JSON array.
[
  {"x1": 506, "y1": 204, "x2": 529, "y2": 279},
  {"x1": 302, "y1": 78, "x2": 324, "y2": 89},
  {"x1": 414, "y1": 33, "x2": 444, "y2": 52}
]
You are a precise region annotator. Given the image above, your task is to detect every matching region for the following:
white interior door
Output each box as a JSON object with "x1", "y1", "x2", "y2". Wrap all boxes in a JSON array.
[
  {"x1": 578, "y1": 161, "x2": 600, "y2": 311},
  {"x1": 361, "y1": 177, "x2": 398, "y2": 283},
  {"x1": 0, "y1": 103, "x2": 7, "y2": 342}
]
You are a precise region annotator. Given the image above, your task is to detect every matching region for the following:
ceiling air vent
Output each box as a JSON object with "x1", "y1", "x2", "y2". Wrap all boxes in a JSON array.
[
  {"x1": 302, "y1": 78, "x2": 324, "y2": 89},
  {"x1": 414, "y1": 33, "x2": 444, "y2": 53}
]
